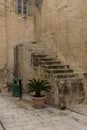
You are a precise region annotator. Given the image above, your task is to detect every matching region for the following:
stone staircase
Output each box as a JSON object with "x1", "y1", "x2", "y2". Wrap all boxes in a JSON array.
[
  {"x1": 16, "y1": 42, "x2": 86, "y2": 109},
  {"x1": 31, "y1": 45, "x2": 85, "y2": 109}
]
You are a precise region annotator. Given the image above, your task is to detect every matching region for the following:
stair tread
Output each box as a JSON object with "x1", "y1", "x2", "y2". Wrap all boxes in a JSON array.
[
  {"x1": 56, "y1": 77, "x2": 83, "y2": 81},
  {"x1": 37, "y1": 58, "x2": 54, "y2": 61},
  {"x1": 46, "y1": 68, "x2": 73, "y2": 71},
  {"x1": 38, "y1": 61, "x2": 61, "y2": 64},
  {"x1": 52, "y1": 73, "x2": 78, "y2": 78},
  {"x1": 37, "y1": 57, "x2": 53, "y2": 59},
  {"x1": 42, "y1": 64, "x2": 69, "y2": 68},
  {"x1": 53, "y1": 73, "x2": 78, "y2": 79},
  {"x1": 32, "y1": 53, "x2": 48, "y2": 57},
  {"x1": 53, "y1": 73, "x2": 77, "y2": 76},
  {"x1": 46, "y1": 69, "x2": 73, "y2": 74}
]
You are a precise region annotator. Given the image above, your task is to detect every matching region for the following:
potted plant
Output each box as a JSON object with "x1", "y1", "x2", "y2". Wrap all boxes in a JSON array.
[{"x1": 27, "y1": 78, "x2": 51, "y2": 108}]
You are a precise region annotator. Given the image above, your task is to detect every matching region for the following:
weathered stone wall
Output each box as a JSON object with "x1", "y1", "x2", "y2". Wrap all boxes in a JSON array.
[
  {"x1": 0, "y1": 0, "x2": 6, "y2": 69},
  {"x1": 16, "y1": 43, "x2": 34, "y2": 91},
  {"x1": 34, "y1": 0, "x2": 87, "y2": 72},
  {"x1": 0, "y1": 0, "x2": 87, "y2": 84},
  {"x1": 0, "y1": 0, "x2": 35, "y2": 81},
  {"x1": 16, "y1": 41, "x2": 50, "y2": 90},
  {"x1": 6, "y1": 0, "x2": 35, "y2": 80}
]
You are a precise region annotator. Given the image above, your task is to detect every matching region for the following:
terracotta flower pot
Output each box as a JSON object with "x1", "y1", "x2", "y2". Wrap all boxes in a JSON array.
[{"x1": 31, "y1": 95, "x2": 46, "y2": 109}]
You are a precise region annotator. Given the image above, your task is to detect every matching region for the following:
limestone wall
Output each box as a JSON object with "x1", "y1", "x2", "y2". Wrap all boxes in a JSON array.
[
  {"x1": 6, "y1": 0, "x2": 35, "y2": 80},
  {"x1": 16, "y1": 43, "x2": 34, "y2": 91},
  {"x1": 0, "y1": 0, "x2": 6, "y2": 69},
  {"x1": 0, "y1": 0, "x2": 35, "y2": 81},
  {"x1": 34, "y1": 0, "x2": 87, "y2": 72},
  {"x1": 0, "y1": 0, "x2": 87, "y2": 83}
]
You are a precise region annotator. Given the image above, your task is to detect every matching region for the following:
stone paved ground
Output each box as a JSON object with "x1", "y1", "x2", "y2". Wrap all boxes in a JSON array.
[
  {"x1": 0, "y1": 93, "x2": 87, "y2": 130},
  {"x1": 68, "y1": 104, "x2": 87, "y2": 116}
]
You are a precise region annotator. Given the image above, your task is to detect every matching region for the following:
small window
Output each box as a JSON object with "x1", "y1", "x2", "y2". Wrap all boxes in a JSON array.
[
  {"x1": 23, "y1": 0, "x2": 27, "y2": 14},
  {"x1": 17, "y1": 0, "x2": 22, "y2": 13},
  {"x1": 16, "y1": 0, "x2": 28, "y2": 15}
]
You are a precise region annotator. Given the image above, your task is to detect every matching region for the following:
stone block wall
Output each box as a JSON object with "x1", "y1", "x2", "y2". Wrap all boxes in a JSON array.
[
  {"x1": 0, "y1": 0, "x2": 35, "y2": 82},
  {"x1": 15, "y1": 43, "x2": 34, "y2": 91},
  {"x1": 6, "y1": 0, "x2": 35, "y2": 81},
  {"x1": 15, "y1": 42, "x2": 46, "y2": 90},
  {"x1": 0, "y1": 0, "x2": 87, "y2": 87},
  {"x1": 34, "y1": 0, "x2": 87, "y2": 72},
  {"x1": 0, "y1": 0, "x2": 6, "y2": 69}
]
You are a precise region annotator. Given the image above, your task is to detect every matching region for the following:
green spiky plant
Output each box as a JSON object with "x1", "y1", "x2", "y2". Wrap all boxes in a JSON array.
[{"x1": 27, "y1": 78, "x2": 51, "y2": 97}]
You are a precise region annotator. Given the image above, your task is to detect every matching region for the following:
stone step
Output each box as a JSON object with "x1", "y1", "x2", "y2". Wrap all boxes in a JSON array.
[
  {"x1": 31, "y1": 49, "x2": 49, "y2": 54},
  {"x1": 27, "y1": 42, "x2": 48, "y2": 48},
  {"x1": 42, "y1": 65, "x2": 70, "y2": 69},
  {"x1": 38, "y1": 61, "x2": 61, "y2": 65},
  {"x1": 27, "y1": 47, "x2": 47, "y2": 51},
  {"x1": 37, "y1": 57, "x2": 54, "y2": 61},
  {"x1": 33, "y1": 54, "x2": 50, "y2": 61},
  {"x1": 46, "y1": 69, "x2": 73, "y2": 73},
  {"x1": 33, "y1": 54, "x2": 55, "y2": 60},
  {"x1": 56, "y1": 77, "x2": 83, "y2": 81},
  {"x1": 32, "y1": 53, "x2": 48, "y2": 58},
  {"x1": 31, "y1": 50, "x2": 50, "y2": 55},
  {"x1": 52, "y1": 73, "x2": 78, "y2": 79}
]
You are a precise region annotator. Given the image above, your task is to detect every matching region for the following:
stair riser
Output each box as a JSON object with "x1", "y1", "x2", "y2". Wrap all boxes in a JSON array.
[
  {"x1": 38, "y1": 62, "x2": 61, "y2": 65},
  {"x1": 46, "y1": 70, "x2": 73, "y2": 73},
  {"x1": 39, "y1": 58, "x2": 54, "y2": 60},
  {"x1": 57, "y1": 75, "x2": 75, "y2": 78},
  {"x1": 42, "y1": 66, "x2": 70, "y2": 69}
]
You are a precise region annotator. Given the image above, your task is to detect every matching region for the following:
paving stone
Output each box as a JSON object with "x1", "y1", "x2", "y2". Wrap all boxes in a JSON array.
[
  {"x1": 6, "y1": 127, "x2": 24, "y2": 130},
  {"x1": 0, "y1": 94, "x2": 87, "y2": 130},
  {"x1": 36, "y1": 126, "x2": 57, "y2": 130},
  {"x1": 0, "y1": 125, "x2": 3, "y2": 130}
]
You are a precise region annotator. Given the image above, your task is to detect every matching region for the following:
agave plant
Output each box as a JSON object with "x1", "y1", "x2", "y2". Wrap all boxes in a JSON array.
[{"x1": 27, "y1": 78, "x2": 51, "y2": 97}]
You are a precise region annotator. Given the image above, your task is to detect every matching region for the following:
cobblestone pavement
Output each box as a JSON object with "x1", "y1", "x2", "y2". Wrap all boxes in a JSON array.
[{"x1": 0, "y1": 93, "x2": 87, "y2": 130}]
